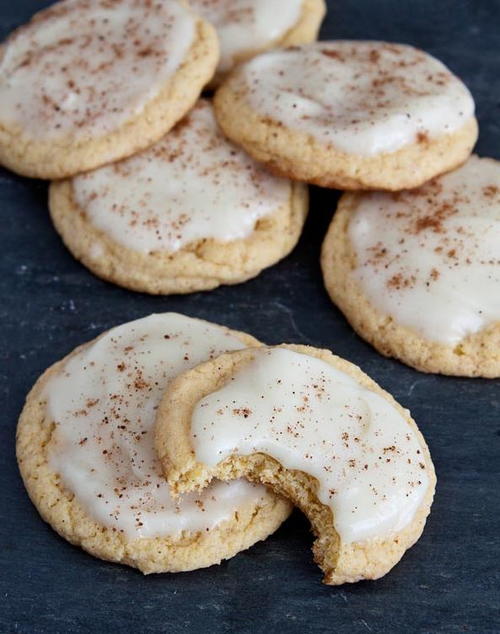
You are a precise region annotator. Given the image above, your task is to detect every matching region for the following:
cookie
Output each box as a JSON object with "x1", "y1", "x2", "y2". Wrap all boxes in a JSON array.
[
  {"x1": 0, "y1": 0, "x2": 219, "y2": 179},
  {"x1": 321, "y1": 155, "x2": 500, "y2": 377},
  {"x1": 214, "y1": 41, "x2": 478, "y2": 190},
  {"x1": 49, "y1": 99, "x2": 308, "y2": 295},
  {"x1": 16, "y1": 313, "x2": 291, "y2": 574},
  {"x1": 155, "y1": 345, "x2": 436, "y2": 585},
  {"x1": 190, "y1": 0, "x2": 326, "y2": 87}
]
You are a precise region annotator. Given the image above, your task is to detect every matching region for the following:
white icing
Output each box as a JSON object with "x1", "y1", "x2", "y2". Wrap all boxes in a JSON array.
[
  {"x1": 192, "y1": 347, "x2": 429, "y2": 543},
  {"x1": 237, "y1": 41, "x2": 475, "y2": 156},
  {"x1": 349, "y1": 155, "x2": 500, "y2": 345},
  {"x1": 45, "y1": 313, "x2": 270, "y2": 539},
  {"x1": 190, "y1": 0, "x2": 302, "y2": 73},
  {"x1": 0, "y1": 0, "x2": 195, "y2": 140},
  {"x1": 72, "y1": 100, "x2": 290, "y2": 253}
]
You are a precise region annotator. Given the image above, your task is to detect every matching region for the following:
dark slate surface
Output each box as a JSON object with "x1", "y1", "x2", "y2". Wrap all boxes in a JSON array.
[{"x1": 1, "y1": 1, "x2": 499, "y2": 632}]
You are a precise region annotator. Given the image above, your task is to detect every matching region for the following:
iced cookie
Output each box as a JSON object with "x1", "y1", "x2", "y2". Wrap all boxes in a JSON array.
[
  {"x1": 321, "y1": 155, "x2": 500, "y2": 377},
  {"x1": 156, "y1": 345, "x2": 436, "y2": 584},
  {"x1": 16, "y1": 314, "x2": 291, "y2": 573},
  {"x1": 49, "y1": 100, "x2": 308, "y2": 295},
  {"x1": 214, "y1": 41, "x2": 477, "y2": 190},
  {"x1": 0, "y1": 0, "x2": 218, "y2": 179},
  {"x1": 190, "y1": 0, "x2": 325, "y2": 87}
]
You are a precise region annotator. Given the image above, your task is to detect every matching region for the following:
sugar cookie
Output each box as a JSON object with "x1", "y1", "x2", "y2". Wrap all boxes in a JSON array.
[
  {"x1": 0, "y1": 0, "x2": 218, "y2": 179},
  {"x1": 214, "y1": 41, "x2": 477, "y2": 190},
  {"x1": 190, "y1": 0, "x2": 325, "y2": 87},
  {"x1": 49, "y1": 100, "x2": 308, "y2": 294},
  {"x1": 156, "y1": 345, "x2": 436, "y2": 584},
  {"x1": 17, "y1": 314, "x2": 291, "y2": 573},
  {"x1": 321, "y1": 155, "x2": 500, "y2": 377}
]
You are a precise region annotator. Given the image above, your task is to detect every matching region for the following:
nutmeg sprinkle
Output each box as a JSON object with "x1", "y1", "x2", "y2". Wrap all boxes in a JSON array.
[
  {"x1": 72, "y1": 100, "x2": 290, "y2": 253},
  {"x1": 349, "y1": 155, "x2": 500, "y2": 344},
  {"x1": 234, "y1": 41, "x2": 474, "y2": 156},
  {"x1": 0, "y1": 0, "x2": 196, "y2": 140},
  {"x1": 189, "y1": 0, "x2": 302, "y2": 74},
  {"x1": 191, "y1": 347, "x2": 429, "y2": 543},
  {"x1": 45, "y1": 313, "x2": 270, "y2": 539}
]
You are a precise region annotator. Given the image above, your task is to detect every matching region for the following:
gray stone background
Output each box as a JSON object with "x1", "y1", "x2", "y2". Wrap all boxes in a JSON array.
[{"x1": 1, "y1": 1, "x2": 499, "y2": 632}]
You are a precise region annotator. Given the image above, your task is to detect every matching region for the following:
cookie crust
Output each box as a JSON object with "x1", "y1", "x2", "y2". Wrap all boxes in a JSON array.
[
  {"x1": 321, "y1": 193, "x2": 500, "y2": 376},
  {"x1": 16, "y1": 322, "x2": 291, "y2": 574},
  {"x1": 155, "y1": 344, "x2": 436, "y2": 584},
  {"x1": 49, "y1": 179, "x2": 308, "y2": 295},
  {"x1": 0, "y1": 15, "x2": 219, "y2": 179},
  {"x1": 207, "y1": 0, "x2": 326, "y2": 89},
  {"x1": 214, "y1": 77, "x2": 478, "y2": 191}
]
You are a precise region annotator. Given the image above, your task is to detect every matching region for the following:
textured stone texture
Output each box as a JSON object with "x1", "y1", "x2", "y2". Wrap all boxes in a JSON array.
[{"x1": 1, "y1": 0, "x2": 499, "y2": 632}]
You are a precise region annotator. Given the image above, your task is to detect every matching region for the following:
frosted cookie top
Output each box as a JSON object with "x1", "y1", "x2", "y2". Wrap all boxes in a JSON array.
[
  {"x1": 348, "y1": 155, "x2": 500, "y2": 345},
  {"x1": 0, "y1": 0, "x2": 196, "y2": 141},
  {"x1": 44, "y1": 313, "x2": 269, "y2": 539},
  {"x1": 233, "y1": 41, "x2": 475, "y2": 156},
  {"x1": 72, "y1": 100, "x2": 290, "y2": 253},
  {"x1": 190, "y1": 0, "x2": 302, "y2": 73},
  {"x1": 192, "y1": 347, "x2": 429, "y2": 543}
]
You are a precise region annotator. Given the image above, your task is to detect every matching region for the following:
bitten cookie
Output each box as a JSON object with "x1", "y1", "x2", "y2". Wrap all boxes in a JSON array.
[
  {"x1": 321, "y1": 155, "x2": 500, "y2": 377},
  {"x1": 190, "y1": 0, "x2": 325, "y2": 87},
  {"x1": 0, "y1": 0, "x2": 219, "y2": 179},
  {"x1": 49, "y1": 99, "x2": 308, "y2": 295},
  {"x1": 214, "y1": 41, "x2": 478, "y2": 190},
  {"x1": 17, "y1": 314, "x2": 291, "y2": 573},
  {"x1": 156, "y1": 345, "x2": 436, "y2": 585}
]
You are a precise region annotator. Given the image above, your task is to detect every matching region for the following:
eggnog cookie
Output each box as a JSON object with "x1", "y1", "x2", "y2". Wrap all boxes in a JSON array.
[
  {"x1": 190, "y1": 0, "x2": 325, "y2": 87},
  {"x1": 49, "y1": 100, "x2": 308, "y2": 294},
  {"x1": 17, "y1": 314, "x2": 291, "y2": 573},
  {"x1": 0, "y1": 0, "x2": 218, "y2": 179},
  {"x1": 156, "y1": 345, "x2": 436, "y2": 585},
  {"x1": 321, "y1": 156, "x2": 500, "y2": 377},
  {"x1": 214, "y1": 41, "x2": 477, "y2": 190}
]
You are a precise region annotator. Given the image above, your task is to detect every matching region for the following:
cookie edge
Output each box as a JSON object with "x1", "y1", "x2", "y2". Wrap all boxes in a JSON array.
[
  {"x1": 0, "y1": 10, "x2": 219, "y2": 178},
  {"x1": 320, "y1": 184, "x2": 500, "y2": 377},
  {"x1": 206, "y1": 0, "x2": 326, "y2": 89},
  {"x1": 155, "y1": 343, "x2": 436, "y2": 584},
  {"x1": 213, "y1": 50, "x2": 478, "y2": 190},
  {"x1": 48, "y1": 171, "x2": 308, "y2": 295},
  {"x1": 16, "y1": 315, "x2": 292, "y2": 574}
]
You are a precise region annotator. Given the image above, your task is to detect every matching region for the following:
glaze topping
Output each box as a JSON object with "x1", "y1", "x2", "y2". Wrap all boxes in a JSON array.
[
  {"x1": 192, "y1": 347, "x2": 429, "y2": 543},
  {"x1": 45, "y1": 313, "x2": 269, "y2": 539},
  {"x1": 235, "y1": 41, "x2": 474, "y2": 155},
  {"x1": 190, "y1": 0, "x2": 301, "y2": 73},
  {"x1": 349, "y1": 156, "x2": 500, "y2": 344},
  {"x1": 72, "y1": 100, "x2": 290, "y2": 252},
  {"x1": 0, "y1": 0, "x2": 196, "y2": 140}
]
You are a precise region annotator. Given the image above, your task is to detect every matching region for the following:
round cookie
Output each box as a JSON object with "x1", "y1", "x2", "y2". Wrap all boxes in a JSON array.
[
  {"x1": 214, "y1": 41, "x2": 478, "y2": 190},
  {"x1": 17, "y1": 313, "x2": 291, "y2": 574},
  {"x1": 0, "y1": 0, "x2": 219, "y2": 179},
  {"x1": 49, "y1": 99, "x2": 308, "y2": 295},
  {"x1": 190, "y1": 0, "x2": 326, "y2": 87},
  {"x1": 321, "y1": 155, "x2": 500, "y2": 377},
  {"x1": 156, "y1": 345, "x2": 436, "y2": 585}
]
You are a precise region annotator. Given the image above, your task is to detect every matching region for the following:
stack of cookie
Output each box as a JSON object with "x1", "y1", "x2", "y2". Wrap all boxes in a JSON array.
[
  {"x1": 4, "y1": 0, "x2": 498, "y2": 586},
  {"x1": 0, "y1": 0, "x2": 325, "y2": 293},
  {"x1": 213, "y1": 39, "x2": 498, "y2": 378},
  {"x1": 1, "y1": 0, "x2": 496, "y2": 376},
  {"x1": 17, "y1": 314, "x2": 293, "y2": 575},
  {"x1": 18, "y1": 312, "x2": 436, "y2": 584}
]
